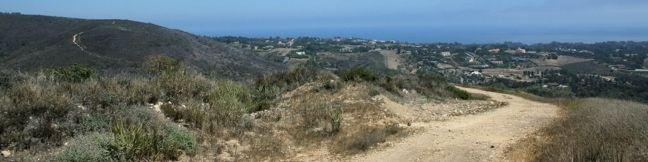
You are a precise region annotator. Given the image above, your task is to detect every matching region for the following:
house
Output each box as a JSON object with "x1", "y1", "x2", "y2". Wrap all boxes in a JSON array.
[
  {"x1": 610, "y1": 64, "x2": 627, "y2": 70},
  {"x1": 470, "y1": 71, "x2": 482, "y2": 75},
  {"x1": 488, "y1": 48, "x2": 501, "y2": 53},
  {"x1": 516, "y1": 48, "x2": 527, "y2": 54},
  {"x1": 441, "y1": 52, "x2": 452, "y2": 57},
  {"x1": 490, "y1": 60, "x2": 504, "y2": 65},
  {"x1": 469, "y1": 64, "x2": 490, "y2": 69},
  {"x1": 262, "y1": 45, "x2": 274, "y2": 50},
  {"x1": 340, "y1": 47, "x2": 353, "y2": 53},
  {"x1": 296, "y1": 51, "x2": 306, "y2": 55},
  {"x1": 512, "y1": 57, "x2": 529, "y2": 62},
  {"x1": 635, "y1": 69, "x2": 648, "y2": 72},
  {"x1": 504, "y1": 49, "x2": 517, "y2": 54},
  {"x1": 466, "y1": 56, "x2": 476, "y2": 63}
]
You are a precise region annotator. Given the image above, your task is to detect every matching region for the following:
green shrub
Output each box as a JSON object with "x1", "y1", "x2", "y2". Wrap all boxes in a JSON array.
[
  {"x1": 120, "y1": 78, "x2": 161, "y2": 105},
  {"x1": 109, "y1": 120, "x2": 161, "y2": 161},
  {"x1": 54, "y1": 133, "x2": 113, "y2": 162},
  {"x1": 108, "y1": 120, "x2": 196, "y2": 161},
  {"x1": 157, "y1": 71, "x2": 213, "y2": 103},
  {"x1": 75, "y1": 113, "x2": 113, "y2": 134},
  {"x1": 339, "y1": 67, "x2": 378, "y2": 82},
  {"x1": 446, "y1": 86, "x2": 471, "y2": 100},
  {"x1": 178, "y1": 100, "x2": 209, "y2": 129},
  {"x1": 206, "y1": 81, "x2": 252, "y2": 127},
  {"x1": 159, "y1": 123, "x2": 197, "y2": 158},
  {"x1": 525, "y1": 85, "x2": 574, "y2": 98},
  {"x1": 115, "y1": 106, "x2": 159, "y2": 128},
  {"x1": 48, "y1": 64, "x2": 96, "y2": 82},
  {"x1": 158, "y1": 80, "x2": 253, "y2": 130}
]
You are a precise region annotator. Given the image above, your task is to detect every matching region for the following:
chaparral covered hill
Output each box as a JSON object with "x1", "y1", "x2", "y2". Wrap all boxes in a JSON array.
[{"x1": 0, "y1": 13, "x2": 284, "y2": 79}]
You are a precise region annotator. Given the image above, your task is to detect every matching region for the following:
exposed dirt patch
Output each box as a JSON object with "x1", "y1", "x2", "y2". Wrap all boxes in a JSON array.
[
  {"x1": 350, "y1": 87, "x2": 559, "y2": 162},
  {"x1": 378, "y1": 50, "x2": 401, "y2": 70}
]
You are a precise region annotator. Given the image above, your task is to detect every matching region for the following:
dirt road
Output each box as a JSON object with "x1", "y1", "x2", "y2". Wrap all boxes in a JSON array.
[{"x1": 351, "y1": 87, "x2": 559, "y2": 162}]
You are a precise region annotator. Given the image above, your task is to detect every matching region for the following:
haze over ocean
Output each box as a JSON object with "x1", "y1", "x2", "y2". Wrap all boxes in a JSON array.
[{"x1": 3, "y1": 0, "x2": 648, "y2": 43}]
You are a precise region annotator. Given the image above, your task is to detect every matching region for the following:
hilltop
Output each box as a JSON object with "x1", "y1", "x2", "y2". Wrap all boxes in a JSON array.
[{"x1": 0, "y1": 13, "x2": 284, "y2": 79}]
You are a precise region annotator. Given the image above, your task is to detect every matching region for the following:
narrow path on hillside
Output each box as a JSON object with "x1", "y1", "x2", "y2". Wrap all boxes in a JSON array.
[
  {"x1": 72, "y1": 32, "x2": 87, "y2": 52},
  {"x1": 351, "y1": 87, "x2": 559, "y2": 162},
  {"x1": 71, "y1": 32, "x2": 119, "y2": 60}
]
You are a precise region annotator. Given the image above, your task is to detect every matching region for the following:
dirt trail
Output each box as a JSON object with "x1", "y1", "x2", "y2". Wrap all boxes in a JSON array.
[
  {"x1": 351, "y1": 87, "x2": 559, "y2": 162},
  {"x1": 70, "y1": 32, "x2": 119, "y2": 60}
]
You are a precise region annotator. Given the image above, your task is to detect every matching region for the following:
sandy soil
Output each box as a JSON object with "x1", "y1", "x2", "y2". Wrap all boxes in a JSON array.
[{"x1": 349, "y1": 87, "x2": 559, "y2": 162}]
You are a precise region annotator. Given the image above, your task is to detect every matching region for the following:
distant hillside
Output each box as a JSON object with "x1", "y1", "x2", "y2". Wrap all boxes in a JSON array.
[{"x1": 0, "y1": 13, "x2": 284, "y2": 79}]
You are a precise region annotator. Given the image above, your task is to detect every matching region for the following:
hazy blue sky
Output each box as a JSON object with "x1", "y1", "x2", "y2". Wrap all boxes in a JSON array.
[{"x1": 2, "y1": 0, "x2": 648, "y2": 43}]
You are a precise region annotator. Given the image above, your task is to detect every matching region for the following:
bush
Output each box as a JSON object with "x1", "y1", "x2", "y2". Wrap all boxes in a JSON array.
[
  {"x1": 157, "y1": 71, "x2": 213, "y2": 103},
  {"x1": 48, "y1": 64, "x2": 96, "y2": 82},
  {"x1": 446, "y1": 86, "x2": 471, "y2": 100},
  {"x1": 109, "y1": 120, "x2": 161, "y2": 161},
  {"x1": 74, "y1": 113, "x2": 113, "y2": 134},
  {"x1": 206, "y1": 81, "x2": 252, "y2": 127},
  {"x1": 0, "y1": 78, "x2": 75, "y2": 149},
  {"x1": 177, "y1": 100, "x2": 209, "y2": 129},
  {"x1": 254, "y1": 65, "x2": 321, "y2": 99},
  {"x1": 55, "y1": 133, "x2": 113, "y2": 162},
  {"x1": 339, "y1": 67, "x2": 378, "y2": 82},
  {"x1": 525, "y1": 85, "x2": 574, "y2": 98},
  {"x1": 159, "y1": 123, "x2": 197, "y2": 158},
  {"x1": 108, "y1": 120, "x2": 196, "y2": 161},
  {"x1": 159, "y1": 80, "x2": 254, "y2": 130}
]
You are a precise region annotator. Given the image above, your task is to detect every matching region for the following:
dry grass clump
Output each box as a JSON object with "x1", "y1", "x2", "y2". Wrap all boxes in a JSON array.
[
  {"x1": 337, "y1": 123, "x2": 403, "y2": 154},
  {"x1": 513, "y1": 98, "x2": 648, "y2": 162},
  {"x1": 298, "y1": 100, "x2": 343, "y2": 136}
]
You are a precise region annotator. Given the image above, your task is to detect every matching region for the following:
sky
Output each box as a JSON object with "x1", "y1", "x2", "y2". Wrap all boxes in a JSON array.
[{"x1": 2, "y1": 0, "x2": 648, "y2": 43}]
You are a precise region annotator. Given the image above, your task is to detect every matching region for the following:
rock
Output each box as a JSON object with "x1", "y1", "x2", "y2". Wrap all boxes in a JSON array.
[{"x1": 1, "y1": 150, "x2": 11, "y2": 157}]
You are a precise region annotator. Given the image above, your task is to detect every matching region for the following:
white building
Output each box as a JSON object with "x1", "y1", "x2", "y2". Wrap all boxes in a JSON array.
[
  {"x1": 441, "y1": 52, "x2": 451, "y2": 57},
  {"x1": 488, "y1": 48, "x2": 501, "y2": 53},
  {"x1": 516, "y1": 48, "x2": 527, "y2": 54}
]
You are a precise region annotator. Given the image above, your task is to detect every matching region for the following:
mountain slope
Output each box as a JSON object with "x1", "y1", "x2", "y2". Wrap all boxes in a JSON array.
[{"x1": 0, "y1": 13, "x2": 284, "y2": 79}]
